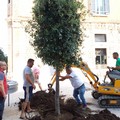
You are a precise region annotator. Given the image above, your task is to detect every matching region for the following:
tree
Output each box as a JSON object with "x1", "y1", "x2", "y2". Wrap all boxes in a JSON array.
[
  {"x1": 26, "y1": 0, "x2": 87, "y2": 115},
  {"x1": 0, "y1": 49, "x2": 7, "y2": 63}
]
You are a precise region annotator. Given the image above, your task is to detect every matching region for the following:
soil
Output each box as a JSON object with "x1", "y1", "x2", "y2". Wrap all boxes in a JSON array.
[{"x1": 18, "y1": 91, "x2": 120, "y2": 120}]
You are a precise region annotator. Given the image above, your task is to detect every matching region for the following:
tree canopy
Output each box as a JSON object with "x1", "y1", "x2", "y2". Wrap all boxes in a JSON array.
[{"x1": 26, "y1": 0, "x2": 87, "y2": 70}]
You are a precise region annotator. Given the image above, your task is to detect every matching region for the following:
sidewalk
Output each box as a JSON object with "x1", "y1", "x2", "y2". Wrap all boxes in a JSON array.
[{"x1": 3, "y1": 91, "x2": 23, "y2": 120}]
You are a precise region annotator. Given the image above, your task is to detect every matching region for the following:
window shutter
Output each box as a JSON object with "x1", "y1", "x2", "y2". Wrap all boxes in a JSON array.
[
  {"x1": 92, "y1": 0, "x2": 95, "y2": 13},
  {"x1": 105, "y1": 0, "x2": 110, "y2": 14}
]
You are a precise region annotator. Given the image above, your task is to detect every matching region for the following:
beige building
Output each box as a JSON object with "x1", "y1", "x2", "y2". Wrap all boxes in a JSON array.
[
  {"x1": 0, "y1": 0, "x2": 8, "y2": 55},
  {"x1": 6, "y1": 0, "x2": 120, "y2": 83},
  {"x1": 82, "y1": 0, "x2": 120, "y2": 76},
  {"x1": 7, "y1": 0, "x2": 37, "y2": 81}
]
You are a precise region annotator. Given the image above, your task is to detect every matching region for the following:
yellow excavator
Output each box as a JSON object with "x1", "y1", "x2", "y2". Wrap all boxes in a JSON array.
[{"x1": 48, "y1": 62, "x2": 120, "y2": 108}]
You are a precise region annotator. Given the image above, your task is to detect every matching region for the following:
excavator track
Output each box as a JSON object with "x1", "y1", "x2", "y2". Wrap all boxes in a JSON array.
[{"x1": 98, "y1": 95, "x2": 120, "y2": 108}]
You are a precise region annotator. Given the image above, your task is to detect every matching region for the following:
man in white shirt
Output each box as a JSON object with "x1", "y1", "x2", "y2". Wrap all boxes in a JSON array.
[{"x1": 59, "y1": 66, "x2": 87, "y2": 108}]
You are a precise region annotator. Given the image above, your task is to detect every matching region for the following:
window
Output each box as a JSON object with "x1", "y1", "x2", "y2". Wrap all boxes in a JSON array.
[
  {"x1": 95, "y1": 48, "x2": 107, "y2": 64},
  {"x1": 95, "y1": 34, "x2": 106, "y2": 42},
  {"x1": 92, "y1": 0, "x2": 110, "y2": 15},
  {"x1": 8, "y1": 0, "x2": 10, "y2": 4}
]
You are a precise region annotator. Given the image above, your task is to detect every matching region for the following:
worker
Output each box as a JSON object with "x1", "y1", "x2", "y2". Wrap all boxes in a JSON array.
[
  {"x1": 20, "y1": 58, "x2": 36, "y2": 119},
  {"x1": 59, "y1": 66, "x2": 87, "y2": 109},
  {"x1": 0, "y1": 61, "x2": 8, "y2": 120},
  {"x1": 107, "y1": 52, "x2": 120, "y2": 84}
]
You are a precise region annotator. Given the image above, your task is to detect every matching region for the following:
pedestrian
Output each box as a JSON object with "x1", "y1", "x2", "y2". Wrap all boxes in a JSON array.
[
  {"x1": 20, "y1": 58, "x2": 36, "y2": 119},
  {"x1": 59, "y1": 66, "x2": 87, "y2": 109},
  {"x1": 32, "y1": 66, "x2": 42, "y2": 90},
  {"x1": 0, "y1": 61, "x2": 8, "y2": 120}
]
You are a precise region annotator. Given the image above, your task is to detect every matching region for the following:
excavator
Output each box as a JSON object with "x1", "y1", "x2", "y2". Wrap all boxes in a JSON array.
[{"x1": 48, "y1": 61, "x2": 120, "y2": 108}]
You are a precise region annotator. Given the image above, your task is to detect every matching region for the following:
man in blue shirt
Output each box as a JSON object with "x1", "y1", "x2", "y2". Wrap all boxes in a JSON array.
[
  {"x1": 20, "y1": 58, "x2": 36, "y2": 119},
  {"x1": 0, "y1": 61, "x2": 8, "y2": 120}
]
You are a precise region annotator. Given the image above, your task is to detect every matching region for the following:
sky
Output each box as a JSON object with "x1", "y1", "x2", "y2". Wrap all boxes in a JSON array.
[{"x1": 0, "y1": 0, "x2": 8, "y2": 55}]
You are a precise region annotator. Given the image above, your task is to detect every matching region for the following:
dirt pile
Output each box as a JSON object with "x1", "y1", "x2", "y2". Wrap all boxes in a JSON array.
[
  {"x1": 19, "y1": 91, "x2": 120, "y2": 120},
  {"x1": 30, "y1": 91, "x2": 91, "y2": 119},
  {"x1": 85, "y1": 109, "x2": 120, "y2": 120}
]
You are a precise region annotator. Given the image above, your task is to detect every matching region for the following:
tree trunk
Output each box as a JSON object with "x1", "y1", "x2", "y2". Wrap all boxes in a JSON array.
[{"x1": 55, "y1": 67, "x2": 60, "y2": 115}]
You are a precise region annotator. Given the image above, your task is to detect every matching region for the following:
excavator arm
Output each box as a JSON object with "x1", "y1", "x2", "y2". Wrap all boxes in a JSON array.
[
  {"x1": 76, "y1": 62, "x2": 100, "y2": 91},
  {"x1": 48, "y1": 72, "x2": 56, "y2": 94}
]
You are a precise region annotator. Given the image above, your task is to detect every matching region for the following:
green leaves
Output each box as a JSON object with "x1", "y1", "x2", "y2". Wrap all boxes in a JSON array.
[
  {"x1": 27, "y1": 0, "x2": 87, "y2": 70},
  {"x1": 0, "y1": 49, "x2": 7, "y2": 63}
]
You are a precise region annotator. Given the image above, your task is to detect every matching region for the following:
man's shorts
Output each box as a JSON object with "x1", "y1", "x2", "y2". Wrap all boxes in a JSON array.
[{"x1": 23, "y1": 86, "x2": 33, "y2": 102}]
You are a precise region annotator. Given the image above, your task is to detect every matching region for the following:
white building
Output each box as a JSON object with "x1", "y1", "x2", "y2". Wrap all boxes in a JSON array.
[
  {"x1": 2, "y1": 0, "x2": 120, "y2": 87},
  {"x1": 0, "y1": 0, "x2": 8, "y2": 54}
]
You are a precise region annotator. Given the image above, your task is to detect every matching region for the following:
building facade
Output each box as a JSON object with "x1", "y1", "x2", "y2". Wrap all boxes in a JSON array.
[
  {"x1": 6, "y1": 0, "x2": 120, "y2": 81},
  {"x1": 7, "y1": 0, "x2": 38, "y2": 81},
  {"x1": 0, "y1": 0, "x2": 8, "y2": 55},
  {"x1": 82, "y1": 0, "x2": 120, "y2": 77}
]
